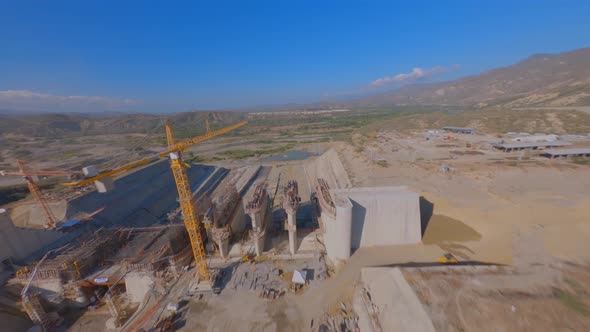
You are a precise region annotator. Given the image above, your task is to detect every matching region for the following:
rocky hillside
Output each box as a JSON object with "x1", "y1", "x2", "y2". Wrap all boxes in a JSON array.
[
  {"x1": 358, "y1": 47, "x2": 590, "y2": 108},
  {"x1": 0, "y1": 111, "x2": 247, "y2": 138}
]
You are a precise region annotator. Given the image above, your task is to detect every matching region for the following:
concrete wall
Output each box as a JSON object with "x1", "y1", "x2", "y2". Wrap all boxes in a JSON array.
[
  {"x1": 322, "y1": 202, "x2": 352, "y2": 260},
  {"x1": 11, "y1": 160, "x2": 216, "y2": 227},
  {"x1": 0, "y1": 215, "x2": 64, "y2": 263},
  {"x1": 2, "y1": 161, "x2": 220, "y2": 263},
  {"x1": 67, "y1": 161, "x2": 217, "y2": 228},
  {"x1": 322, "y1": 187, "x2": 421, "y2": 261},
  {"x1": 9, "y1": 161, "x2": 217, "y2": 229},
  {"x1": 229, "y1": 203, "x2": 246, "y2": 236},
  {"x1": 345, "y1": 188, "x2": 422, "y2": 248}
]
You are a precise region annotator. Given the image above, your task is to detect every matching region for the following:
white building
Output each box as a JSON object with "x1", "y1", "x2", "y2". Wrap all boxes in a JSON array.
[{"x1": 511, "y1": 134, "x2": 558, "y2": 143}]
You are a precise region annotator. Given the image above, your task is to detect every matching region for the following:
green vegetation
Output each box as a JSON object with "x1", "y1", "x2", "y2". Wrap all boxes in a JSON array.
[
  {"x1": 185, "y1": 152, "x2": 205, "y2": 163},
  {"x1": 0, "y1": 180, "x2": 60, "y2": 205},
  {"x1": 0, "y1": 185, "x2": 29, "y2": 205},
  {"x1": 219, "y1": 143, "x2": 296, "y2": 160},
  {"x1": 62, "y1": 152, "x2": 79, "y2": 158},
  {"x1": 12, "y1": 149, "x2": 32, "y2": 159},
  {"x1": 255, "y1": 139, "x2": 275, "y2": 144},
  {"x1": 301, "y1": 137, "x2": 331, "y2": 144},
  {"x1": 553, "y1": 288, "x2": 590, "y2": 316},
  {"x1": 572, "y1": 158, "x2": 590, "y2": 165},
  {"x1": 207, "y1": 156, "x2": 224, "y2": 162},
  {"x1": 62, "y1": 138, "x2": 78, "y2": 145}
]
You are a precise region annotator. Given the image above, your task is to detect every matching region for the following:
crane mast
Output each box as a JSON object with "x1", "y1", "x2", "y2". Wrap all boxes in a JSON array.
[
  {"x1": 164, "y1": 120, "x2": 247, "y2": 281},
  {"x1": 165, "y1": 121, "x2": 209, "y2": 280},
  {"x1": 168, "y1": 152, "x2": 209, "y2": 280},
  {"x1": 24, "y1": 174, "x2": 57, "y2": 229}
]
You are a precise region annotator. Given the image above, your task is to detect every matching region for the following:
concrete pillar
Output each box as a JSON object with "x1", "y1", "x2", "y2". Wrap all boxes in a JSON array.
[
  {"x1": 215, "y1": 237, "x2": 230, "y2": 258},
  {"x1": 285, "y1": 207, "x2": 297, "y2": 255},
  {"x1": 246, "y1": 183, "x2": 269, "y2": 256},
  {"x1": 252, "y1": 230, "x2": 266, "y2": 256},
  {"x1": 249, "y1": 211, "x2": 266, "y2": 256},
  {"x1": 284, "y1": 180, "x2": 301, "y2": 255},
  {"x1": 211, "y1": 225, "x2": 231, "y2": 258},
  {"x1": 321, "y1": 200, "x2": 352, "y2": 261}
]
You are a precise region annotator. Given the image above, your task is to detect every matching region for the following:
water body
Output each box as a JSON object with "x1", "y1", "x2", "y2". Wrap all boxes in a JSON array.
[{"x1": 261, "y1": 150, "x2": 317, "y2": 162}]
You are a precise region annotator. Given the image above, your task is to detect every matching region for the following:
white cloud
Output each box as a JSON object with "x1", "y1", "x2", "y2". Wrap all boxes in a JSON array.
[
  {"x1": 0, "y1": 90, "x2": 141, "y2": 112},
  {"x1": 370, "y1": 66, "x2": 448, "y2": 88}
]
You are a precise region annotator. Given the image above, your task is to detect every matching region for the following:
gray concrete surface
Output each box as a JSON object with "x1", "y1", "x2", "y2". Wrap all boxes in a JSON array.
[
  {"x1": 2, "y1": 161, "x2": 220, "y2": 264},
  {"x1": 0, "y1": 214, "x2": 64, "y2": 263},
  {"x1": 322, "y1": 197, "x2": 353, "y2": 261},
  {"x1": 322, "y1": 186, "x2": 422, "y2": 261},
  {"x1": 125, "y1": 272, "x2": 155, "y2": 304},
  {"x1": 67, "y1": 160, "x2": 218, "y2": 227},
  {"x1": 335, "y1": 186, "x2": 422, "y2": 248}
]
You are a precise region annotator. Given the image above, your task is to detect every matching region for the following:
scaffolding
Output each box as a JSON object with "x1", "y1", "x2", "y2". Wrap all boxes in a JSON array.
[
  {"x1": 246, "y1": 183, "x2": 268, "y2": 213},
  {"x1": 316, "y1": 178, "x2": 335, "y2": 216},
  {"x1": 16, "y1": 229, "x2": 121, "y2": 283},
  {"x1": 22, "y1": 293, "x2": 52, "y2": 332}
]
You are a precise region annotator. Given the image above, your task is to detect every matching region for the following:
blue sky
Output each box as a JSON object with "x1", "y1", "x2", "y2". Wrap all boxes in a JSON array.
[{"x1": 1, "y1": 1, "x2": 590, "y2": 112}]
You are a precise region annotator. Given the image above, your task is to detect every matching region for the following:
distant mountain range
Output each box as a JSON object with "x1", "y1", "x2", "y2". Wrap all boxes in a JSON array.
[
  {"x1": 0, "y1": 111, "x2": 246, "y2": 138},
  {"x1": 348, "y1": 46, "x2": 590, "y2": 109},
  {"x1": 2, "y1": 47, "x2": 590, "y2": 137}
]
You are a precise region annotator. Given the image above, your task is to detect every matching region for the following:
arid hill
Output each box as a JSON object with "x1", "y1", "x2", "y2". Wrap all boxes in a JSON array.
[
  {"x1": 0, "y1": 111, "x2": 246, "y2": 138},
  {"x1": 356, "y1": 47, "x2": 590, "y2": 108}
]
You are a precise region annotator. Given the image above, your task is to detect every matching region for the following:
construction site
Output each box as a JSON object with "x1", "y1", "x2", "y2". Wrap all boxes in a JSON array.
[{"x1": 1, "y1": 115, "x2": 590, "y2": 332}]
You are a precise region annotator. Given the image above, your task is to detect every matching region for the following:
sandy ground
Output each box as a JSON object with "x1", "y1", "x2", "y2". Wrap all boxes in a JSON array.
[
  {"x1": 176, "y1": 244, "x2": 444, "y2": 332},
  {"x1": 404, "y1": 262, "x2": 590, "y2": 331},
  {"x1": 8, "y1": 129, "x2": 590, "y2": 331},
  {"x1": 178, "y1": 133, "x2": 590, "y2": 331},
  {"x1": 335, "y1": 132, "x2": 590, "y2": 265}
]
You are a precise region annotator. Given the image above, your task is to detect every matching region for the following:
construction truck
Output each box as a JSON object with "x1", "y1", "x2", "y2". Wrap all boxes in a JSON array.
[{"x1": 438, "y1": 253, "x2": 459, "y2": 264}]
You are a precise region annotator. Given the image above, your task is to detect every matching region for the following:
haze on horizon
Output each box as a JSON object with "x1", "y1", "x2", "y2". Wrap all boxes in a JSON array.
[{"x1": 1, "y1": 1, "x2": 590, "y2": 113}]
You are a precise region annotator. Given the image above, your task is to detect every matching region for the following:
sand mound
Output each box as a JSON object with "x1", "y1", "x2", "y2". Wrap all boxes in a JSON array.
[{"x1": 10, "y1": 200, "x2": 68, "y2": 229}]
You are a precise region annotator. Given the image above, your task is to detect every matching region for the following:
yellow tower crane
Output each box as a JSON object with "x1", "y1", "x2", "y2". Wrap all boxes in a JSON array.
[
  {"x1": 163, "y1": 119, "x2": 236, "y2": 281},
  {"x1": 1, "y1": 160, "x2": 77, "y2": 229},
  {"x1": 66, "y1": 119, "x2": 248, "y2": 281}
]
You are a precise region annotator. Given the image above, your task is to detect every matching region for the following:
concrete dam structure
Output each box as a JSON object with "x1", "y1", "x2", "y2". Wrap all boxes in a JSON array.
[
  {"x1": 317, "y1": 182, "x2": 422, "y2": 261},
  {"x1": 2, "y1": 160, "x2": 223, "y2": 264},
  {"x1": 246, "y1": 183, "x2": 271, "y2": 256},
  {"x1": 304, "y1": 148, "x2": 352, "y2": 191}
]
